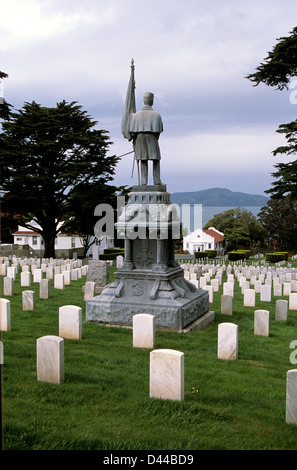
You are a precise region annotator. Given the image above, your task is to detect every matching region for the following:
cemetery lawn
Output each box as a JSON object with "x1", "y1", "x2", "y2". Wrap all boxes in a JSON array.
[{"x1": 2, "y1": 262, "x2": 297, "y2": 450}]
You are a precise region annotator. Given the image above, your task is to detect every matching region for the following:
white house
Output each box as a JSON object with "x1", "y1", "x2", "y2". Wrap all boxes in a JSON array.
[
  {"x1": 183, "y1": 227, "x2": 224, "y2": 255},
  {"x1": 203, "y1": 227, "x2": 225, "y2": 254},
  {"x1": 13, "y1": 220, "x2": 114, "y2": 256}
]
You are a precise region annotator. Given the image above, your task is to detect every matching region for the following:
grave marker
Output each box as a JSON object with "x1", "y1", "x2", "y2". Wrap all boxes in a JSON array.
[
  {"x1": 0, "y1": 298, "x2": 11, "y2": 331},
  {"x1": 221, "y1": 295, "x2": 233, "y2": 315},
  {"x1": 286, "y1": 369, "x2": 297, "y2": 424},
  {"x1": 22, "y1": 290, "x2": 35, "y2": 311},
  {"x1": 59, "y1": 305, "x2": 82, "y2": 340},
  {"x1": 40, "y1": 279, "x2": 50, "y2": 299},
  {"x1": 3, "y1": 277, "x2": 13, "y2": 296},
  {"x1": 275, "y1": 299, "x2": 288, "y2": 321},
  {"x1": 150, "y1": 349, "x2": 184, "y2": 401},
  {"x1": 37, "y1": 335, "x2": 64, "y2": 384},
  {"x1": 244, "y1": 289, "x2": 256, "y2": 307},
  {"x1": 218, "y1": 323, "x2": 238, "y2": 360},
  {"x1": 133, "y1": 313, "x2": 155, "y2": 348},
  {"x1": 254, "y1": 309, "x2": 269, "y2": 336},
  {"x1": 289, "y1": 293, "x2": 297, "y2": 311}
]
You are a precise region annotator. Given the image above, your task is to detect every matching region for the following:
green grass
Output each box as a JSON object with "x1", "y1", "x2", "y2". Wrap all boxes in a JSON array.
[{"x1": 2, "y1": 260, "x2": 297, "y2": 450}]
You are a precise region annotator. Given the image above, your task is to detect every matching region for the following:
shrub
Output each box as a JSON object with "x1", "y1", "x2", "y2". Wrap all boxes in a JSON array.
[
  {"x1": 194, "y1": 251, "x2": 208, "y2": 259},
  {"x1": 99, "y1": 249, "x2": 125, "y2": 260},
  {"x1": 205, "y1": 250, "x2": 217, "y2": 258},
  {"x1": 265, "y1": 252, "x2": 288, "y2": 263},
  {"x1": 228, "y1": 250, "x2": 250, "y2": 261}
]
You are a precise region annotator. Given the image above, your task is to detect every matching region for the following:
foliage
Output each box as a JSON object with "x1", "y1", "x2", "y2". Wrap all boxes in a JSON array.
[
  {"x1": 65, "y1": 181, "x2": 119, "y2": 256},
  {"x1": 0, "y1": 101, "x2": 119, "y2": 257},
  {"x1": 204, "y1": 208, "x2": 265, "y2": 251},
  {"x1": 194, "y1": 252, "x2": 208, "y2": 259},
  {"x1": 258, "y1": 196, "x2": 297, "y2": 251},
  {"x1": 0, "y1": 70, "x2": 12, "y2": 121},
  {"x1": 99, "y1": 248, "x2": 125, "y2": 260},
  {"x1": 204, "y1": 249, "x2": 217, "y2": 258},
  {"x1": 227, "y1": 250, "x2": 250, "y2": 261},
  {"x1": 265, "y1": 252, "x2": 289, "y2": 263},
  {"x1": 247, "y1": 27, "x2": 297, "y2": 201},
  {"x1": 246, "y1": 26, "x2": 297, "y2": 90}
]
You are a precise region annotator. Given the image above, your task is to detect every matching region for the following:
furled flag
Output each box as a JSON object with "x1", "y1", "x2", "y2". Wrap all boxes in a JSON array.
[{"x1": 121, "y1": 59, "x2": 136, "y2": 141}]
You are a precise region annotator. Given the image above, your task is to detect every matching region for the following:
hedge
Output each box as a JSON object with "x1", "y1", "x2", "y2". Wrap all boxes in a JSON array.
[
  {"x1": 99, "y1": 248, "x2": 125, "y2": 260},
  {"x1": 228, "y1": 250, "x2": 251, "y2": 261},
  {"x1": 265, "y1": 252, "x2": 288, "y2": 263},
  {"x1": 194, "y1": 252, "x2": 208, "y2": 259},
  {"x1": 205, "y1": 250, "x2": 217, "y2": 258},
  {"x1": 194, "y1": 250, "x2": 217, "y2": 259}
]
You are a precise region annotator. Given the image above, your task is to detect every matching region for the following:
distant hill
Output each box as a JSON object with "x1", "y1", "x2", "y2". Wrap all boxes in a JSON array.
[{"x1": 171, "y1": 187, "x2": 268, "y2": 207}]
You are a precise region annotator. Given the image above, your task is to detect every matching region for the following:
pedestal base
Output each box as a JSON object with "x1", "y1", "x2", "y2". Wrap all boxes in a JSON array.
[{"x1": 86, "y1": 267, "x2": 209, "y2": 330}]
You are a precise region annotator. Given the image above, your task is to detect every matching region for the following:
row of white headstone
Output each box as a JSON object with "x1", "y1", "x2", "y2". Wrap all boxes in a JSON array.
[
  {"x1": 2, "y1": 266, "x2": 89, "y2": 299},
  {"x1": 182, "y1": 261, "x2": 297, "y2": 307}
]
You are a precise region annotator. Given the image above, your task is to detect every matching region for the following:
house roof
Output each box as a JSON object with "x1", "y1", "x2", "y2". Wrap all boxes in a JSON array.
[
  {"x1": 13, "y1": 230, "x2": 39, "y2": 235},
  {"x1": 204, "y1": 228, "x2": 224, "y2": 243},
  {"x1": 183, "y1": 228, "x2": 214, "y2": 243}
]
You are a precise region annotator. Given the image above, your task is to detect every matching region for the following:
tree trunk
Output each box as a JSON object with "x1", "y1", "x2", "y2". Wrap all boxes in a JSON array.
[{"x1": 42, "y1": 227, "x2": 57, "y2": 259}]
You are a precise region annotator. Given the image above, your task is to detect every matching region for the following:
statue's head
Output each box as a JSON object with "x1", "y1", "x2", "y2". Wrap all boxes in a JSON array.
[{"x1": 143, "y1": 92, "x2": 154, "y2": 106}]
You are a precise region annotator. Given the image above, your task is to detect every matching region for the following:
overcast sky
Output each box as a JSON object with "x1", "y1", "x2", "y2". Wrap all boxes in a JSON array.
[{"x1": 1, "y1": 0, "x2": 297, "y2": 196}]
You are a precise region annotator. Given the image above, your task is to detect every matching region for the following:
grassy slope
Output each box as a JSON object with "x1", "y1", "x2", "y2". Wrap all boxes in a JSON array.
[{"x1": 1, "y1": 261, "x2": 297, "y2": 450}]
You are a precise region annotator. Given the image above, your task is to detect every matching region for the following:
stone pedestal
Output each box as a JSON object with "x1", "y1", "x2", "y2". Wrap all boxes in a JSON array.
[{"x1": 86, "y1": 185, "x2": 210, "y2": 330}]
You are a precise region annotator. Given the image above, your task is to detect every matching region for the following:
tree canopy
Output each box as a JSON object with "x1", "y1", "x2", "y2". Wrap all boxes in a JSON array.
[
  {"x1": 0, "y1": 70, "x2": 12, "y2": 120},
  {"x1": 246, "y1": 27, "x2": 297, "y2": 90},
  {"x1": 247, "y1": 26, "x2": 297, "y2": 200},
  {"x1": 0, "y1": 100, "x2": 119, "y2": 257},
  {"x1": 204, "y1": 208, "x2": 265, "y2": 251},
  {"x1": 258, "y1": 195, "x2": 297, "y2": 251}
]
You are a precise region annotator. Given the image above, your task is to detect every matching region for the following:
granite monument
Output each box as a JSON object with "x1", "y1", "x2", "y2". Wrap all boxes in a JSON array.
[{"x1": 86, "y1": 60, "x2": 210, "y2": 330}]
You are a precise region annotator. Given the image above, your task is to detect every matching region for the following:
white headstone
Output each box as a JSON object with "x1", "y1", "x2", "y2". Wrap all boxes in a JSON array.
[
  {"x1": 286, "y1": 369, "x2": 297, "y2": 424},
  {"x1": 40, "y1": 279, "x2": 50, "y2": 299},
  {"x1": 223, "y1": 282, "x2": 234, "y2": 298},
  {"x1": 21, "y1": 271, "x2": 31, "y2": 287},
  {"x1": 70, "y1": 269, "x2": 78, "y2": 281},
  {"x1": 210, "y1": 278, "x2": 219, "y2": 292},
  {"x1": 46, "y1": 267, "x2": 54, "y2": 280},
  {"x1": 59, "y1": 305, "x2": 82, "y2": 340},
  {"x1": 0, "y1": 298, "x2": 11, "y2": 331},
  {"x1": 254, "y1": 309, "x2": 269, "y2": 336},
  {"x1": 244, "y1": 289, "x2": 256, "y2": 307},
  {"x1": 289, "y1": 293, "x2": 297, "y2": 311},
  {"x1": 116, "y1": 255, "x2": 124, "y2": 268},
  {"x1": 3, "y1": 277, "x2": 13, "y2": 296},
  {"x1": 54, "y1": 273, "x2": 64, "y2": 290},
  {"x1": 284, "y1": 283, "x2": 292, "y2": 296},
  {"x1": 22, "y1": 290, "x2": 35, "y2": 311},
  {"x1": 275, "y1": 299, "x2": 288, "y2": 321},
  {"x1": 133, "y1": 313, "x2": 155, "y2": 348},
  {"x1": 62, "y1": 270, "x2": 71, "y2": 285},
  {"x1": 150, "y1": 349, "x2": 184, "y2": 401},
  {"x1": 37, "y1": 335, "x2": 64, "y2": 384},
  {"x1": 221, "y1": 295, "x2": 233, "y2": 315},
  {"x1": 203, "y1": 285, "x2": 213, "y2": 303},
  {"x1": 273, "y1": 283, "x2": 283, "y2": 297},
  {"x1": 260, "y1": 285, "x2": 271, "y2": 302},
  {"x1": 33, "y1": 268, "x2": 43, "y2": 283},
  {"x1": 84, "y1": 281, "x2": 96, "y2": 300},
  {"x1": 218, "y1": 323, "x2": 238, "y2": 360}
]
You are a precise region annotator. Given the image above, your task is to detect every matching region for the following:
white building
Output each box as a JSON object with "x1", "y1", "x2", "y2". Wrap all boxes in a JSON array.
[
  {"x1": 183, "y1": 227, "x2": 224, "y2": 255},
  {"x1": 13, "y1": 221, "x2": 114, "y2": 256}
]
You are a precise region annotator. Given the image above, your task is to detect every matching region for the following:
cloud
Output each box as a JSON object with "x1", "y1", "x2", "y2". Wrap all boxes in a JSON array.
[{"x1": 2, "y1": 0, "x2": 297, "y2": 195}]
